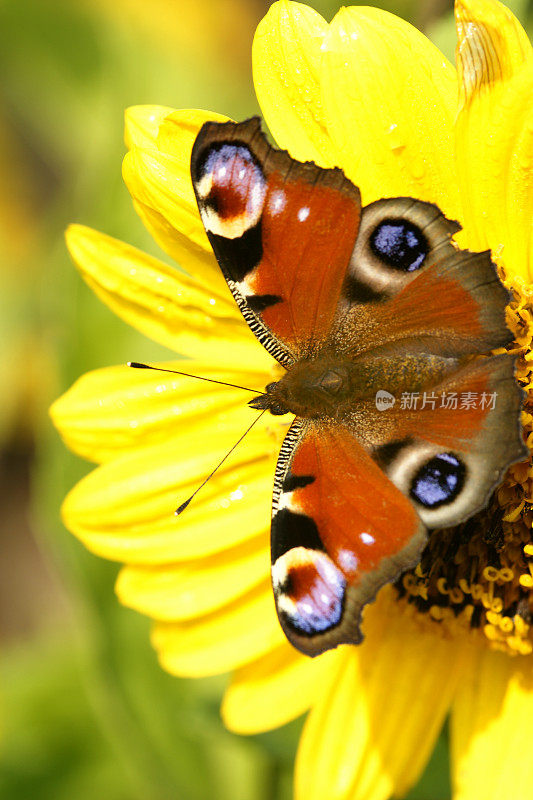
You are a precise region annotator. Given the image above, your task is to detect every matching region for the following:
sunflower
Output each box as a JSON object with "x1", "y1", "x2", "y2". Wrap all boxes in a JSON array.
[{"x1": 51, "y1": 0, "x2": 533, "y2": 797}]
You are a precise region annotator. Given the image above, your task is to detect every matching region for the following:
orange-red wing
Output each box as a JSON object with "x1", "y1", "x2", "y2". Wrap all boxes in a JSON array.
[
  {"x1": 339, "y1": 238, "x2": 512, "y2": 360},
  {"x1": 191, "y1": 118, "x2": 361, "y2": 366},
  {"x1": 372, "y1": 354, "x2": 524, "y2": 469},
  {"x1": 270, "y1": 420, "x2": 426, "y2": 656},
  {"x1": 356, "y1": 354, "x2": 527, "y2": 532}
]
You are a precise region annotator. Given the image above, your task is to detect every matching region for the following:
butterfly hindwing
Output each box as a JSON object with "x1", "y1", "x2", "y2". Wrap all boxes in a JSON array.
[
  {"x1": 191, "y1": 118, "x2": 362, "y2": 365},
  {"x1": 364, "y1": 353, "x2": 527, "y2": 529},
  {"x1": 271, "y1": 420, "x2": 427, "y2": 656}
]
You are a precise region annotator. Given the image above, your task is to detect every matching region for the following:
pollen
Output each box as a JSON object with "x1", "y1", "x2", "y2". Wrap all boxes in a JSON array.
[{"x1": 396, "y1": 272, "x2": 533, "y2": 657}]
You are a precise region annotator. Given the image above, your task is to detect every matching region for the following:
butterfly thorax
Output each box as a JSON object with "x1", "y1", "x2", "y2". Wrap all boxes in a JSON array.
[{"x1": 250, "y1": 352, "x2": 460, "y2": 419}]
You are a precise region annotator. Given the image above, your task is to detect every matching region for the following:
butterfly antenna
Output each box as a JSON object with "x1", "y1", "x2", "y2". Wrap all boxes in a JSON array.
[
  {"x1": 127, "y1": 362, "x2": 261, "y2": 394},
  {"x1": 175, "y1": 409, "x2": 267, "y2": 515}
]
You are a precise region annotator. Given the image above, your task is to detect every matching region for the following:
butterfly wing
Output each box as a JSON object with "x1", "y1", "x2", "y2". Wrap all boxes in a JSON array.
[
  {"x1": 359, "y1": 353, "x2": 526, "y2": 530},
  {"x1": 271, "y1": 354, "x2": 525, "y2": 656},
  {"x1": 331, "y1": 196, "x2": 512, "y2": 358},
  {"x1": 271, "y1": 419, "x2": 426, "y2": 655},
  {"x1": 191, "y1": 117, "x2": 362, "y2": 366}
]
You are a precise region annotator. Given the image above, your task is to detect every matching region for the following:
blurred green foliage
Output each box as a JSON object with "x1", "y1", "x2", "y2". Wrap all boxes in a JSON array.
[{"x1": 1, "y1": 0, "x2": 532, "y2": 798}]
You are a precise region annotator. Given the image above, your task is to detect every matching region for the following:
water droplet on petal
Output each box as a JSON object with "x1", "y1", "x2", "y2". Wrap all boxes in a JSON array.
[{"x1": 386, "y1": 122, "x2": 404, "y2": 152}]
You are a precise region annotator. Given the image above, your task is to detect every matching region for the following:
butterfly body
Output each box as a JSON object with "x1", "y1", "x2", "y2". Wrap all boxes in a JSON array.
[
  {"x1": 191, "y1": 117, "x2": 527, "y2": 656},
  {"x1": 251, "y1": 351, "x2": 462, "y2": 421}
]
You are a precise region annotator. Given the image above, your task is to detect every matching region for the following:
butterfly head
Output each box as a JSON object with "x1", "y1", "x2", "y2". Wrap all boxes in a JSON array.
[{"x1": 248, "y1": 382, "x2": 289, "y2": 416}]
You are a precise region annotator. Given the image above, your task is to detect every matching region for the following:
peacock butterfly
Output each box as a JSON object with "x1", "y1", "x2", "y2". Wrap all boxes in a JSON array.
[{"x1": 190, "y1": 117, "x2": 526, "y2": 657}]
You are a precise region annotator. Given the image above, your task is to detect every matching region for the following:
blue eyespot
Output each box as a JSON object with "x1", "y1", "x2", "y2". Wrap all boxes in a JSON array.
[
  {"x1": 284, "y1": 563, "x2": 345, "y2": 635},
  {"x1": 410, "y1": 452, "x2": 465, "y2": 508},
  {"x1": 272, "y1": 547, "x2": 346, "y2": 637},
  {"x1": 370, "y1": 219, "x2": 428, "y2": 272},
  {"x1": 195, "y1": 142, "x2": 257, "y2": 183}
]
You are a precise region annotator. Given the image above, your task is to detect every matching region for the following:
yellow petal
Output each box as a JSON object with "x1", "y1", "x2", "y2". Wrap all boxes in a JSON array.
[
  {"x1": 125, "y1": 108, "x2": 230, "y2": 283},
  {"x1": 320, "y1": 6, "x2": 460, "y2": 214},
  {"x1": 124, "y1": 105, "x2": 175, "y2": 150},
  {"x1": 455, "y1": 0, "x2": 532, "y2": 107},
  {"x1": 455, "y1": 0, "x2": 533, "y2": 279},
  {"x1": 122, "y1": 147, "x2": 213, "y2": 264},
  {"x1": 222, "y1": 644, "x2": 340, "y2": 734},
  {"x1": 152, "y1": 582, "x2": 285, "y2": 677},
  {"x1": 65, "y1": 224, "x2": 269, "y2": 365},
  {"x1": 123, "y1": 144, "x2": 232, "y2": 292},
  {"x1": 295, "y1": 590, "x2": 468, "y2": 800},
  {"x1": 62, "y1": 431, "x2": 276, "y2": 564},
  {"x1": 123, "y1": 109, "x2": 230, "y2": 291},
  {"x1": 155, "y1": 107, "x2": 230, "y2": 160},
  {"x1": 131, "y1": 196, "x2": 223, "y2": 282},
  {"x1": 116, "y1": 533, "x2": 269, "y2": 621},
  {"x1": 505, "y1": 82, "x2": 533, "y2": 282},
  {"x1": 50, "y1": 361, "x2": 272, "y2": 464},
  {"x1": 451, "y1": 647, "x2": 533, "y2": 800},
  {"x1": 252, "y1": 1, "x2": 336, "y2": 166}
]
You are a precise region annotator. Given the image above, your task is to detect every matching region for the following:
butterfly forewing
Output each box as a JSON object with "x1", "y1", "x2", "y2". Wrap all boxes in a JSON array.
[{"x1": 191, "y1": 118, "x2": 362, "y2": 364}]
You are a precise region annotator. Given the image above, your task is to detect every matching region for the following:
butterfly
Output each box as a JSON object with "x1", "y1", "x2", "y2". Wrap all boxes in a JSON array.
[{"x1": 190, "y1": 117, "x2": 526, "y2": 657}]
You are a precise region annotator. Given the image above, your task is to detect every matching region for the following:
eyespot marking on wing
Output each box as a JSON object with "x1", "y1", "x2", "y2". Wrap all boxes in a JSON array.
[
  {"x1": 194, "y1": 142, "x2": 267, "y2": 239},
  {"x1": 272, "y1": 547, "x2": 346, "y2": 636},
  {"x1": 410, "y1": 452, "x2": 466, "y2": 508},
  {"x1": 370, "y1": 218, "x2": 428, "y2": 272}
]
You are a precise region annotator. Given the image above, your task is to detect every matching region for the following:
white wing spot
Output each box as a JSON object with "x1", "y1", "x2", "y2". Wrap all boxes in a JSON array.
[
  {"x1": 298, "y1": 206, "x2": 310, "y2": 222},
  {"x1": 269, "y1": 190, "x2": 286, "y2": 215},
  {"x1": 338, "y1": 549, "x2": 358, "y2": 572}
]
